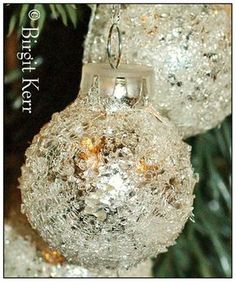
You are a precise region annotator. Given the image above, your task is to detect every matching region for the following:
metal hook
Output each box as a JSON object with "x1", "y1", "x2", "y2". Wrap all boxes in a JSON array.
[{"x1": 107, "y1": 23, "x2": 122, "y2": 69}]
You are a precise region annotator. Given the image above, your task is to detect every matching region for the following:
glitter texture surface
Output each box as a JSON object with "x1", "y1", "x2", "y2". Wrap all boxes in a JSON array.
[
  {"x1": 83, "y1": 4, "x2": 231, "y2": 138},
  {"x1": 5, "y1": 208, "x2": 152, "y2": 277},
  {"x1": 4, "y1": 209, "x2": 92, "y2": 278},
  {"x1": 20, "y1": 73, "x2": 197, "y2": 270}
]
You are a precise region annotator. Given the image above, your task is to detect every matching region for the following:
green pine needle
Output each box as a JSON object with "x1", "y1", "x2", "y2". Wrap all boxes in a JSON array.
[
  {"x1": 7, "y1": 13, "x2": 17, "y2": 36},
  {"x1": 55, "y1": 4, "x2": 68, "y2": 26},
  {"x1": 65, "y1": 5, "x2": 78, "y2": 28}
]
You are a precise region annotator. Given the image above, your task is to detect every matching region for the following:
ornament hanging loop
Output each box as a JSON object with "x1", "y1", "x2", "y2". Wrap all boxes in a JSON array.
[
  {"x1": 107, "y1": 23, "x2": 122, "y2": 69},
  {"x1": 107, "y1": 4, "x2": 122, "y2": 69}
]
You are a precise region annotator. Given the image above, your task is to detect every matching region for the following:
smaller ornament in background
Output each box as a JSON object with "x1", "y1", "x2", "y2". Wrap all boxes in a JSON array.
[
  {"x1": 19, "y1": 63, "x2": 197, "y2": 271},
  {"x1": 4, "y1": 207, "x2": 152, "y2": 277},
  {"x1": 83, "y1": 4, "x2": 231, "y2": 138},
  {"x1": 41, "y1": 248, "x2": 65, "y2": 265},
  {"x1": 4, "y1": 208, "x2": 92, "y2": 278}
]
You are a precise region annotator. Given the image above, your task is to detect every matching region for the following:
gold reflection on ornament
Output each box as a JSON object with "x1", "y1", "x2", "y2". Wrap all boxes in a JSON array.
[
  {"x1": 80, "y1": 136, "x2": 94, "y2": 151},
  {"x1": 77, "y1": 136, "x2": 107, "y2": 171},
  {"x1": 137, "y1": 159, "x2": 159, "y2": 173},
  {"x1": 80, "y1": 136, "x2": 106, "y2": 156},
  {"x1": 42, "y1": 248, "x2": 65, "y2": 265}
]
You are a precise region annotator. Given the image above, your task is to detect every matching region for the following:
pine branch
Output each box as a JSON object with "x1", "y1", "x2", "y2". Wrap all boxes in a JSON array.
[
  {"x1": 153, "y1": 116, "x2": 231, "y2": 278},
  {"x1": 7, "y1": 4, "x2": 81, "y2": 37}
]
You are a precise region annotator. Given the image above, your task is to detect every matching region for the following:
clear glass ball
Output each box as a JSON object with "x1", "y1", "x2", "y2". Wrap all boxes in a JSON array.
[{"x1": 20, "y1": 89, "x2": 197, "y2": 270}]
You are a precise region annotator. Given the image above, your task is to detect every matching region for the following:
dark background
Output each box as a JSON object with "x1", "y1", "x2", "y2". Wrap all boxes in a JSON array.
[{"x1": 4, "y1": 4, "x2": 91, "y2": 213}]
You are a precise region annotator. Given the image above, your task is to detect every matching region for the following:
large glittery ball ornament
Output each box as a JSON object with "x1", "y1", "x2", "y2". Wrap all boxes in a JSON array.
[
  {"x1": 83, "y1": 4, "x2": 231, "y2": 138},
  {"x1": 20, "y1": 64, "x2": 197, "y2": 271}
]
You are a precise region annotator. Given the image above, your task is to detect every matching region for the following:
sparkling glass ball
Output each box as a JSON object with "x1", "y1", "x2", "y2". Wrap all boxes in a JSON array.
[
  {"x1": 5, "y1": 208, "x2": 152, "y2": 277},
  {"x1": 5, "y1": 225, "x2": 91, "y2": 277},
  {"x1": 20, "y1": 87, "x2": 197, "y2": 270},
  {"x1": 4, "y1": 209, "x2": 91, "y2": 278},
  {"x1": 83, "y1": 4, "x2": 231, "y2": 138}
]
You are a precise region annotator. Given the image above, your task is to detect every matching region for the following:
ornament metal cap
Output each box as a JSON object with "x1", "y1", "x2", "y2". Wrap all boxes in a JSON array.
[{"x1": 80, "y1": 63, "x2": 155, "y2": 106}]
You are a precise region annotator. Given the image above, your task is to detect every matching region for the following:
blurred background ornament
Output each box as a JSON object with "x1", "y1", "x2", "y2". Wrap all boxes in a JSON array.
[
  {"x1": 5, "y1": 206, "x2": 152, "y2": 277},
  {"x1": 19, "y1": 63, "x2": 197, "y2": 271},
  {"x1": 83, "y1": 4, "x2": 231, "y2": 138},
  {"x1": 4, "y1": 208, "x2": 92, "y2": 278}
]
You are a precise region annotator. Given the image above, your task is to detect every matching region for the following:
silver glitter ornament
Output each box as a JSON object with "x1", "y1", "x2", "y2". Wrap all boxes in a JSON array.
[
  {"x1": 5, "y1": 207, "x2": 152, "y2": 277},
  {"x1": 20, "y1": 64, "x2": 197, "y2": 271},
  {"x1": 5, "y1": 224, "x2": 93, "y2": 278},
  {"x1": 4, "y1": 208, "x2": 92, "y2": 278},
  {"x1": 83, "y1": 4, "x2": 231, "y2": 138}
]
